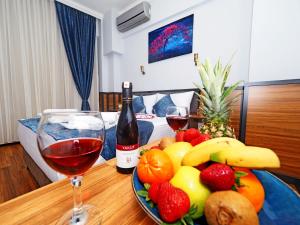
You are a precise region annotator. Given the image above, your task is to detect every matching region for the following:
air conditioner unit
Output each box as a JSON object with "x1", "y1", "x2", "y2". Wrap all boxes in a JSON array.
[{"x1": 116, "y1": 1, "x2": 151, "y2": 32}]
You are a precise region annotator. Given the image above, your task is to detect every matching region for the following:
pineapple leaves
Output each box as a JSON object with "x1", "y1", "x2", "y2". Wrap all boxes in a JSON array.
[
  {"x1": 193, "y1": 83, "x2": 210, "y2": 100},
  {"x1": 221, "y1": 64, "x2": 231, "y2": 92},
  {"x1": 195, "y1": 56, "x2": 243, "y2": 125},
  {"x1": 204, "y1": 58, "x2": 211, "y2": 75},
  {"x1": 199, "y1": 94, "x2": 213, "y2": 109},
  {"x1": 213, "y1": 58, "x2": 222, "y2": 79},
  {"x1": 199, "y1": 105, "x2": 211, "y2": 117},
  {"x1": 210, "y1": 83, "x2": 222, "y2": 112},
  {"x1": 227, "y1": 94, "x2": 242, "y2": 108},
  {"x1": 220, "y1": 93, "x2": 241, "y2": 110},
  {"x1": 221, "y1": 80, "x2": 243, "y2": 102},
  {"x1": 195, "y1": 91, "x2": 210, "y2": 105},
  {"x1": 198, "y1": 64, "x2": 210, "y2": 92}
]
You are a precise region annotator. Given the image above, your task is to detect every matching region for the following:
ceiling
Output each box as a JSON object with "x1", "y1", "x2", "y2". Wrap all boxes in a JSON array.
[{"x1": 70, "y1": 0, "x2": 138, "y2": 15}]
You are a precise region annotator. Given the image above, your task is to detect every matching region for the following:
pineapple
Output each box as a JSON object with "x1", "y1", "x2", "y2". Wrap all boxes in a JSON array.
[{"x1": 194, "y1": 58, "x2": 242, "y2": 138}]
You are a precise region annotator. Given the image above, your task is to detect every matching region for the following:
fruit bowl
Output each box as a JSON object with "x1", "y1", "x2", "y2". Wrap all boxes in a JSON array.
[{"x1": 132, "y1": 168, "x2": 300, "y2": 225}]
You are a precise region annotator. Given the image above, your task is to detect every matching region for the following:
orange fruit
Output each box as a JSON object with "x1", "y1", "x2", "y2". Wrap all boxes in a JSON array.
[
  {"x1": 234, "y1": 167, "x2": 265, "y2": 212},
  {"x1": 137, "y1": 149, "x2": 174, "y2": 184}
]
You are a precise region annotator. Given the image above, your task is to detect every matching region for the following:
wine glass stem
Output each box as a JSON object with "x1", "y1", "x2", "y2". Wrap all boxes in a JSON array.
[{"x1": 71, "y1": 176, "x2": 83, "y2": 220}]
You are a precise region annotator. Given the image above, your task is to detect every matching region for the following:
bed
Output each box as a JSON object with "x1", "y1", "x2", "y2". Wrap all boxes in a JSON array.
[
  {"x1": 18, "y1": 113, "x2": 174, "y2": 183},
  {"x1": 18, "y1": 90, "x2": 199, "y2": 185}
]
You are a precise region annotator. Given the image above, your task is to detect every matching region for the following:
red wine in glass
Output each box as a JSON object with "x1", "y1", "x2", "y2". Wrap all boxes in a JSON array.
[
  {"x1": 166, "y1": 106, "x2": 189, "y2": 131},
  {"x1": 37, "y1": 111, "x2": 105, "y2": 225},
  {"x1": 41, "y1": 138, "x2": 103, "y2": 176},
  {"x1": 166, "y1": 116, "x2": 188, "y2": 131}
]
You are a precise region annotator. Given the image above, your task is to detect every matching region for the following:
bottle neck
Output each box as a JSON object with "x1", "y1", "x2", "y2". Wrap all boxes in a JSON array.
[
  {"x1": 122, "y1": 97, "x2": 133, "y2": 102},
  {"x1": 122, "y1": 87, "x2": 133, "y2": 107},
  {"x1": 121, "y1": 81, "x2": 133, "y2": 112},
  {"x1": 121, "y1": 99, "x2": 133, "y2": 110},
  {"x1": 122, "y1": 87, "x2": 132, "y2": 100}
]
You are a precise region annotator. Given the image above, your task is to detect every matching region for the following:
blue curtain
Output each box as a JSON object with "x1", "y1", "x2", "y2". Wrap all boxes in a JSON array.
[{"x1": 55, "y1": 1, "x2": 96, "y2": 110}]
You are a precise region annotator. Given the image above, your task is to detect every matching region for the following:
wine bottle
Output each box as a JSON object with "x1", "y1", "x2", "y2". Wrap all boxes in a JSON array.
[{"x1": 116, "y1": 81, "x2": 139, "y2": 174}]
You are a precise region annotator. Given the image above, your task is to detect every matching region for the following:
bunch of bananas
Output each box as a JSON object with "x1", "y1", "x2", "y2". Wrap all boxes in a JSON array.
[{"x1": 182, "y1": 137, "x2": 280, "y2": 168}]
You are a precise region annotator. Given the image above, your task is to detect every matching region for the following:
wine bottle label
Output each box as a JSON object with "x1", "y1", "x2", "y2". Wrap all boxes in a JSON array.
[{"x1": 116, "y1": 144, "x2": 139, "y2": 168}]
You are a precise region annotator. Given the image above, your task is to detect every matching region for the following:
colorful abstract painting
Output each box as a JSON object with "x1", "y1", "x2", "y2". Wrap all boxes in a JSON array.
[{"x1": 148, "y1": 14, "x2": 194, "y2": 63}]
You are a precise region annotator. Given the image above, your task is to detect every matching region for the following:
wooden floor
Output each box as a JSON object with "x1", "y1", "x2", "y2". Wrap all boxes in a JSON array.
[{"x1": 0, "y1": 143, "x2": 39, "y2": 203}]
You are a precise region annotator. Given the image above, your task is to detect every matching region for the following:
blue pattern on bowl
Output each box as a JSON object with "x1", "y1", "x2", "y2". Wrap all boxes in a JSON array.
[{"x1": 132, "y1": 169, "x2": 300, "y2": 225}]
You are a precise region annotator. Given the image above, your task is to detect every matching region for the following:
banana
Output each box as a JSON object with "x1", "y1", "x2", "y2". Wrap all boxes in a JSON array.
[
  {"x1": 182, "y1": 137, "x2": 245, "y2": 166},
  {"x1": 210, "y1": 146, "x2": 280, "y2": 168}
]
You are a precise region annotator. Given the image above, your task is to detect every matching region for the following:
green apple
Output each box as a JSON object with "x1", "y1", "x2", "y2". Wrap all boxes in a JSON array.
[
  {"x1": 163, "y1": 142, "x2": 192, "y2": 172},
  {"x1": 170, "y1": 166, "x2": 211, "y2": 219}
]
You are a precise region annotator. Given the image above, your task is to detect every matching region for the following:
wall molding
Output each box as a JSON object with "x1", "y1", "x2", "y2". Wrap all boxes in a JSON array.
[
  {"x1": 99, "y1": 88, "x2": 199, "y2": 112},
  {"x1": 99, "y1": 78, "x2": 300, "y2": 146},
  {"x1": 99, "y1": 88, "x2": 199, "y2": 95},
  {"x1": 247, "y1": 79, "x2": 300, "y2": 87},
  {"x1": 239, "y1": 85, "x2": 248, "y2": 142},
  {"x1": 55, "y1": 0, "x2": 104, "y2": 19}
]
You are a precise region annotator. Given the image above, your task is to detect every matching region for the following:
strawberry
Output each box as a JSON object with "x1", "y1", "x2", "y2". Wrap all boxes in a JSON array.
[
  {"x1": 175, "y1": 130, "x2": 185, "y2": 142},
  {"x1": 148, "y1": 182, "x2": 161, "y2": 204},
  {"x1": 190, "y1": 133, "x2": 211, "y2": 146},
  {"x1": 157, "y1": 183, "x2": 190, "y2": 223},
  {"x1": 183, "y1": 128, "x2": 201, "y2": 142},
  {"x1": 201, "y1": 133, "x2": 211, "y2": 141},
  {"x1": 200, "y1": 163, "x2": 235, "y2": 191},
  {"x1": 157, "y1": 181, "x2": 173, "y2": 198}
]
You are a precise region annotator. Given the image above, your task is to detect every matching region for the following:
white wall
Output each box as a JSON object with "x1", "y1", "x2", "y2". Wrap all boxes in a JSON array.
[
  {"x1": 100, "y1": 0, "x2": 300, "y2": 92},
  {"x1": 249, "y1": 0, "x2": 300, "y2": 82},
  {"x1": 100, "y1": 9, "x2": 124, "y2": 91},
  {"x1": 118, "y1": 0, "x2": 253, "y2": 91}
]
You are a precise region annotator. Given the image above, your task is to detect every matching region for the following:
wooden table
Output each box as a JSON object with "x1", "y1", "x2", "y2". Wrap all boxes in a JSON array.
[{"x1": 0, "y1": 143, "x2": 159, "y2": 225}]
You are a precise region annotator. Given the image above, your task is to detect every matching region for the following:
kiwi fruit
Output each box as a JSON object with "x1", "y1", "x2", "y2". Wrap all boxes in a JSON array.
[{"x1": 204, "y1": 191, "x2": 259, "y2": 225}]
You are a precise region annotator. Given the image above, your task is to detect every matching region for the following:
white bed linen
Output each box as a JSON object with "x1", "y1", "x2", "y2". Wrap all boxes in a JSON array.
[
  {"x1": 139, "y1": 116, "x2": 174, "y2": 143},
  {"x1": 18, "y1": 124, "x2": 107, "y2": 182},
  {"x1": 18, "y1": 113, "x2": 174, "y2": 182}
]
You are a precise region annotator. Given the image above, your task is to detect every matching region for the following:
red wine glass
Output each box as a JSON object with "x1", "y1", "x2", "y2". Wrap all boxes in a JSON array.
[
  {"x1": 166, "y1": 106, "x2": 189, "y2": 132},
  {"x1": 37, "y1": 111, "x2": 105, "y2": 225}
]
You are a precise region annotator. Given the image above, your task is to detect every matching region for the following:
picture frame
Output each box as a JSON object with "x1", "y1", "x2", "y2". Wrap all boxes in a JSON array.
[{"x1": 148, "y1": 14, "x2": 194, "y2": 63}]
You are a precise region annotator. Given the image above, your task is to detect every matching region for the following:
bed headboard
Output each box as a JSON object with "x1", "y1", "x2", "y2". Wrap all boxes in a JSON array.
[{"x1": 99, "y1": 88, "x2": 200, "y2": 114}]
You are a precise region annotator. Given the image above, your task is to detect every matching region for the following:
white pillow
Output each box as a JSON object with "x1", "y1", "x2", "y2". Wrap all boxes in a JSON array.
[
  {"x1": 61, "y1": 116, "x2": 104, "y2": 130},
  {"x1": 101, "y1": 112, "x2": 118, "y2": 122},
  {"x1": 101, "y1": 112, "x2": 119, "y2": 129},
  {"x1": 143, "y1": 94, "x2": 157, "y2": 114},
  {"x1": 43, "y1": 109, "x2": 79, "y2": 123},
  {"x1": 42, "y1": 108, "x2": 78, "y2": 114},
  {"x1": 170, "y1": 91, "x2": 195, "y2": 112}
]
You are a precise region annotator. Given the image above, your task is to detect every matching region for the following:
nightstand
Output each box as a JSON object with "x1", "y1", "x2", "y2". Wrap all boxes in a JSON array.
[{"x1": 189, "y1": 114, "x2": 204, "y2": 128}]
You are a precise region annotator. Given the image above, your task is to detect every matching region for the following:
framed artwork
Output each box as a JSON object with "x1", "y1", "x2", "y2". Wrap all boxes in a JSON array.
[{"x1": 148, "y1": 14, "x2": 194, "y2": 63}]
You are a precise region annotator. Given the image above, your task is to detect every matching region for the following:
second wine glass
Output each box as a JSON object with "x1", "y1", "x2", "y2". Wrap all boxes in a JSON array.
[{"x1": 166, "y1": 106, "x2": 189, "y2": 132}]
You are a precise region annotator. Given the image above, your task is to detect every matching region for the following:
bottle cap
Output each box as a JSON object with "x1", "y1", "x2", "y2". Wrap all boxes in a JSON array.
[{"x1": 123, "y1": 81, "x2": 131, "y2": 89}]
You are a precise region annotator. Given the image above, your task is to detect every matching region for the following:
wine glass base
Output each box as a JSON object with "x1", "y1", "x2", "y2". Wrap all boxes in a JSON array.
[{"x1": 56, "y1": 205, "x2": 102, "y2": 225}]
